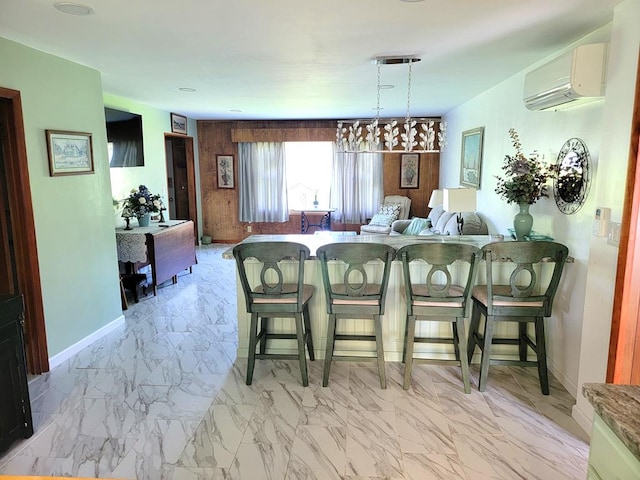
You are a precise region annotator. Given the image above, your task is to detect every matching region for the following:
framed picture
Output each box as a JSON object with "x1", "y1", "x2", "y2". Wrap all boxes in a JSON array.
[
  {"x1": 400, "y1": 153, "x2": 420, "y2": 189},
  {"x1": 217, "y1": 155, "x2": 234, "y2": 188},
  {"x1": 460, "y1": 127, "x2": 484, "y2": 189},
  {"x1": 45, "y1": 130, "x2": 94, "y2": 176},
  {"x1": 170, "y1": 112, "x2": 187, "y2": 134}
]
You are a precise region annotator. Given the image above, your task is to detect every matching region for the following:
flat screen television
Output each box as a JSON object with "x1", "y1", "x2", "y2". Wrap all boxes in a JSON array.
[{"x1": 105, "y1": 107, "x2": 145, "y2": 167}]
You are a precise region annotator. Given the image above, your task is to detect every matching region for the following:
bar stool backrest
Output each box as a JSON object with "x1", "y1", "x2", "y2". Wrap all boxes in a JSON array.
[
  {"x1": 233, "y1": 241, "x2": 311, "y2": 313},
  {"x1": 397, "y1": 243, "x2": 481, "y2": 315},
  {"x1": 482, "y1": 241, "x2": 569, "y2": 317},
  {"x1": 316, "y1": 243, "x2": 396, "y2": 314}
]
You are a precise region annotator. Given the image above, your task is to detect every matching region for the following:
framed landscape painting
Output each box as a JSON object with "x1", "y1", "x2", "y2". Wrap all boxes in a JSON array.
[
  {"x1": 45, "y1": 130, "x2": 94, "y2": 176},
  {"x1": 460, "y1": 127, "x2": 484, "y2": 189}
]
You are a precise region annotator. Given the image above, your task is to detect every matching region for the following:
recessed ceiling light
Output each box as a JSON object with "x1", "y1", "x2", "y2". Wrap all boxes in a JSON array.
[
  {"x1": 53, "y1": 2, "x2": 95, "y2": 15},
  {"x1": 178, "y1": 87, "x2": 197, "y2": 92},
  {"x1": 229, "y1": 109, "x2": 242, "y2": 113},
  {"x1": 379, "y1": 84, "x2": 394, "y2": 89}
]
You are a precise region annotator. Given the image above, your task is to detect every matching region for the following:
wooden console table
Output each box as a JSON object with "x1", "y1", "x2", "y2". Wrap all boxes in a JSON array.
[{"x1": 115, "y1": 220, "x2": 196, "y2": 295}]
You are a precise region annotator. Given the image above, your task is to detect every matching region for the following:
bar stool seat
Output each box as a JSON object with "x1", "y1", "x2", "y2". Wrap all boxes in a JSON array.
[
  {"x1": 397, "y1": 243, "x2": 481, "y2": 393},
  {"x1": 316, "y1": 243, "x2": 395, "y2": 388},
  {"x1": 233, "y1": 241, "x2": 315, "y2": 387},
  {"x1": 466, "y1": 240, "x2": 569, "y2": 394}
]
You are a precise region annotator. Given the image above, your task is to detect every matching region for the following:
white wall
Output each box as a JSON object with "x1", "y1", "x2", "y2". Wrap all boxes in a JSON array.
[
  {"x1": 440, "y1": 0, "x2": 640, "y2": 435},
  {"x1": 573, "y1": 0, "x2": 640, "y2": 434}
]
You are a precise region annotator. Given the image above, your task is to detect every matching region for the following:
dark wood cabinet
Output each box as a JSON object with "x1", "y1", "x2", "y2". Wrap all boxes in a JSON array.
[{"x1": 0, "y1": 294, "x2": 33, "y2": 453}]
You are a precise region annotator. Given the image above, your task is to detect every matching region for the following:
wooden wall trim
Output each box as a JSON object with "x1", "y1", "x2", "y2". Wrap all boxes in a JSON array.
[
  {"x1": 607, "y1": 53, "x2": 640, "y2": 384},
  {"x1": 0, "y1": 87, "x2": 49, "y2": 373},
  {"x1": 231, "y1": 127, "x2": 336, "y2": 143}
]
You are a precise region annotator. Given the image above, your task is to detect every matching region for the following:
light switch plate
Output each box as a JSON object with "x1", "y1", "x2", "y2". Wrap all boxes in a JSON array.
[{"x1": 608, "y1": 222, "x2": 621, "y2": 247}]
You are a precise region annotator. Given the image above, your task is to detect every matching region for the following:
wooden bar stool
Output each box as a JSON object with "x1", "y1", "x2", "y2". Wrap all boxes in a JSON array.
[
  {"x1": 466, "y1": 241, "x2": 569, "y2": 394},
  {"x1": 397, "y1": 243, "x2": 481, "y2": 393},
  {"x1": 233, "y1": 241, "x2": 315, "y2": 387},
  {"x1": 316, "y1": 243, "x2": 395, "y2": 388}
]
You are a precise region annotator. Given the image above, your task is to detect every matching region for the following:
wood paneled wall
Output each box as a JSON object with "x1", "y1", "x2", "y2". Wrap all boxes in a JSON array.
[{"x1": 197, "y1": 120, "x2": 440, "y2": 243}]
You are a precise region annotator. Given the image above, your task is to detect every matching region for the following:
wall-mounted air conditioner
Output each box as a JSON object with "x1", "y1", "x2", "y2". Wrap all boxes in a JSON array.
[{"x1": 523, "y1": 43, "x2": 608, "y2": 111}]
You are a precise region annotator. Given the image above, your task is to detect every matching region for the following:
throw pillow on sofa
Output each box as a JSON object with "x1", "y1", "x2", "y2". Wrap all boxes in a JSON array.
[
  {"x1": 378, "y1": 203, "x2": 402, "y2": 218},
  {"x1": 369, "y1": 213, "x2": 396, "y2": 227},
  {"x1": 403, "y1": 217, "x2": 430, "y2": 235}
]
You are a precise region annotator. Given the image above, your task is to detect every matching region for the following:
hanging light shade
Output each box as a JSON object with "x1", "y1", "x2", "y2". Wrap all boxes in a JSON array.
[{"x1": 336, "y1": 56, "x2": 447, "y2": 154}]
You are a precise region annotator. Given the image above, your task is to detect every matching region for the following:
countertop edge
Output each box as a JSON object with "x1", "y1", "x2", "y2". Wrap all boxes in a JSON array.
[{"x1": 583, "y1": 383, "x2": 640, "y2": 462}]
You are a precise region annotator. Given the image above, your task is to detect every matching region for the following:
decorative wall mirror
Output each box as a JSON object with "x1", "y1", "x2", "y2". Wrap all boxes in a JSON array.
[{"x1": 553, "y1": 137, "x2": 591, "y2": 215}]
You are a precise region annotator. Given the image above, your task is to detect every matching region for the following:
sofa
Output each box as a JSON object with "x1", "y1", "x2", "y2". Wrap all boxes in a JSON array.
[
  {"x1": 390, "y1": 204, "x2": 488, "y2": 236},
  {"x1": 360, "y1": 195, "x2": 412, "y2": 235}
]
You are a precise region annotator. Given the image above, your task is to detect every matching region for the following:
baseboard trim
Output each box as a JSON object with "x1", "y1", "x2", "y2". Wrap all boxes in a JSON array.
[
  {"x1": 48, "y1": 315, "x2": 126, "y2": 370},
  {"x1": 572, "y1": 403, "x2": 594, "y2": 438},
  {"x1": 547, "y1": 356, "x2": 578, "y2": 399}
]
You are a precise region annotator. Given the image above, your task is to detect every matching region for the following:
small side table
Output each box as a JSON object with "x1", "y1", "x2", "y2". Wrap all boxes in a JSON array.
[{"x1": 295, "y1": 208, "x2": 337, "y2": 234}]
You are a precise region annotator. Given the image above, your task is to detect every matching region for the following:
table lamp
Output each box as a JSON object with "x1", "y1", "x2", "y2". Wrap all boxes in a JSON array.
[
  {"x1": 428, "y1": 189, "x2": 443, "y2": 208},
  {"x1": 443, "y1": 188, "x2": 476, "y2": 235}
]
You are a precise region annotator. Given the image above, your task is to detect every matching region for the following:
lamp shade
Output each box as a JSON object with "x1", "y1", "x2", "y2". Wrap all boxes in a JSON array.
[
  {"x1": 428, "y1": 189, "x2": 443, "y2": 208},
  {"x1": 443, "y1": 188, "x2": 476, "y2": 213}
]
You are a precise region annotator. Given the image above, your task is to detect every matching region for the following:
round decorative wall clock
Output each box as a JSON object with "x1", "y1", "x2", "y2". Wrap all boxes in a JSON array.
[{"x1": 553, "y1": 137, "x2": 591, "y2": 215}]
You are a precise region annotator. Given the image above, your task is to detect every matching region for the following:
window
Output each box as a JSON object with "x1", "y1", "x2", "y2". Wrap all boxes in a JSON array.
[{"x1": 285, "y1": 142, "x2": 333, "y2": 210}]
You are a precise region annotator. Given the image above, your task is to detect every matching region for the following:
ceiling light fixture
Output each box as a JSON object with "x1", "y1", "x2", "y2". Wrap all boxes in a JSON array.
[
  {"x1": 53, "y1": 2, "x2": 95, "y2": 15},
  {"x1": 336, "y1": 56, "x2": 446, "y2": 154},
  {"x1": 178, "y1": 87, "x2": 197, "y2": 92}
]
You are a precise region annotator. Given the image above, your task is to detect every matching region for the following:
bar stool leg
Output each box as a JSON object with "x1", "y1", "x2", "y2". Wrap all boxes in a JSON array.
[
  {"x1": 373, "y1": 314, "x2": 386, "y2": 389},
  {"x1": 534, "y1": 316, "x2": 550, "y2": 395},
  {"x1": 454, "y1": 317, "x2": 471, "y2": 394},
  {"x1": 467, "y1": 302, "x2": 482, "y2": 363},
  {"x1": 478, "y1": 314, "x2": 495, "y2": 392},
  {"x1": 303, "y1": 304, "x2": 315, "y2": 361},
  {"x1": 518, "y1": 322, "x2": 528, "y2": 361},
  {"x1": 323, "y1": 314, "x2": 337, "y2": 387},
  {"x1": 294, "y1": 313, "x2": 309, "y2": 387},
  {"x1": 259, "y1": 317, "x2": 268, "y2": 355},
  {"x1": 247, "y1": 312, "x2": 259, "y2": 385},
  {"x1": 403, "y1": 315, "x2": 416, "y2": 390}
]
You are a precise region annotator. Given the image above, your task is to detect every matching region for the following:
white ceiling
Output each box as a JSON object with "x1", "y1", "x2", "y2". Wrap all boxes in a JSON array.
[{"x1": 0, "y1": 0, "x2": 623, "y2": 120}]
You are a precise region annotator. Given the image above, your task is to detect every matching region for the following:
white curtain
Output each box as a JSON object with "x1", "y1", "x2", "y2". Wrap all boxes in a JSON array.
[
  {"x1": 110, "y1": 140, "x2": 140, "y2": 167},
  {"x1": 330, "y1": 145, "x2": 383, "y2": 224},
  {"x1": 238, "y1": 142, "x2": 289, "y2": 222}
]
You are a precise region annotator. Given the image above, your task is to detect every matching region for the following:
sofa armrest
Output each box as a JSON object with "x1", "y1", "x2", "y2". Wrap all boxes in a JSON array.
[{"x1": 390, "y1": 219, "x2": 412, "y2": 235}]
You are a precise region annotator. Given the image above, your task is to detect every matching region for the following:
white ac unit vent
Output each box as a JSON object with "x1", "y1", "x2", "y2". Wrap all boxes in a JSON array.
[{"x1": 523, "y1": 43, "x2": 608, "y2": 111}]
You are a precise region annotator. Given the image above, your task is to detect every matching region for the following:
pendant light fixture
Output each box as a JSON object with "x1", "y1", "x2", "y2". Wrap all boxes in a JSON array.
[{"x1": 336, "y1": 56, "x2": 447, "y2": 153}]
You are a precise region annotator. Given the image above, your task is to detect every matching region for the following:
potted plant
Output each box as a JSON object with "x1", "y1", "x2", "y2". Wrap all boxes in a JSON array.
[
  {"x1": 494, "y1": 129, "x2": 556, "y2": 239},
  {"x1": 122, "y1": 185, "x2": 164, "y2": 227}
]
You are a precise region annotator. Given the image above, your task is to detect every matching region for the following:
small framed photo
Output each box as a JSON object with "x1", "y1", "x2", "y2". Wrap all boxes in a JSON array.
[
  {"x1": 217, "y1": 155, "x2": 234, "y2": 189},
  {"x1": 400, "y1": 153, "x2": 419, "y2": 189},
  {"x1": 460, "y1": 127, "x2": 484, "y2": 189},
  {"x1": 170, "y1": 112, "x2": 187, "y2": 134},
  {"x1": 45, "y1": 130, "x2": 94, "y2": 176}
]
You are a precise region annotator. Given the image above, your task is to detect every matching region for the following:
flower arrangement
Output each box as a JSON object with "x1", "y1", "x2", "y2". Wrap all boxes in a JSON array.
[
  {"x1": 494, "y1": 129, "x2": 556, "y2": 205},
  {"x1": 122, "y1": 185, "x2": 164, "y2": 218}
]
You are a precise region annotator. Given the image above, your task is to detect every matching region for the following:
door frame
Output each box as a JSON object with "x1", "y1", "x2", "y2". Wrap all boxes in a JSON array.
[
  {"x1": 0, "y1": 87, "x2": 48, "y2": 374},
  {"x1": 607, "y1": 55, "x2": 640, "y2": 383},
  {"x1": 164, "y1": 134, "x2": 198, "y2": 239}
]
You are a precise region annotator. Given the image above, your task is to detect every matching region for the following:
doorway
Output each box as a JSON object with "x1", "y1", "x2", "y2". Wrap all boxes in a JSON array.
[
  {"x1": 0, "y1": 88, "x2": 48, "y2": 374},
  {"x1": 164, "y1": 134, "x2": 198, "y2": 238}
]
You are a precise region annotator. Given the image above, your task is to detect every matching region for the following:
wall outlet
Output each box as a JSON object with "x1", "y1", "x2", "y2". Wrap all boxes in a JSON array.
[{"x1": 247, "y1": 225, "x2": 252, "y2": 232}]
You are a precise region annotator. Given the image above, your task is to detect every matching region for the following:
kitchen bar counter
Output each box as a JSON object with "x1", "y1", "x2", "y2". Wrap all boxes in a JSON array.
[{"x1": 227, "y1": 233, "x2": 565, "y2": 361}]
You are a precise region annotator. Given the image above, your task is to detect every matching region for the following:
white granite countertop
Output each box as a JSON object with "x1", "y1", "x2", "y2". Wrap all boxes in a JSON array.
[{"x1": 583, "y1": 383, "x2": 640, "y2": 461}]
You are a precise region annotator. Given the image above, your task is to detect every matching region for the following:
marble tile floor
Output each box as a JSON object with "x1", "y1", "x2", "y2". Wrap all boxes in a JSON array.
[{"x1": 0, "y1": 244, "x2": 590, "y2": 479}]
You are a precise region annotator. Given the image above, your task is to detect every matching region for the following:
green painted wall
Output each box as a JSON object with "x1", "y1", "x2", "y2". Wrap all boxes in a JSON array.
[{"x1": 0, "y1": 36, "x2": 122, "y2": 357}]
